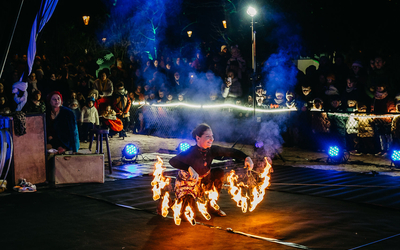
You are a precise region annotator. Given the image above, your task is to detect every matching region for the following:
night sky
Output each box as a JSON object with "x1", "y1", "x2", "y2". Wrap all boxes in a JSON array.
[{"x1": 1, "y1": 0, "x2": 399, "y2": 66}]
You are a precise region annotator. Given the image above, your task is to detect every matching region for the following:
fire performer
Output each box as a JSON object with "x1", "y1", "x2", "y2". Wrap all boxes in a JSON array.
[{"x1": 169, "y1": 123, "x2": 254, "y2": 217}]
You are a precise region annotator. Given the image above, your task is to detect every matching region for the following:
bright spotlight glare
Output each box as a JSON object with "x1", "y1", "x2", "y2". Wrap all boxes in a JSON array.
[
  {"x1": 179, "y1": 142, "x2": 191, "y2": 152},
  {"x1": 255, "y1": 141, "x2": 264, "y2": 149},
  {"x1": 247, "y1": 6, "x2": 257, "y2": 17},
  {"x1": 328, "y1": 146, "x2": 340, "y2": 157},
  {"x1": 392, "y1": 150, "x2": 400, "y2": 161}
]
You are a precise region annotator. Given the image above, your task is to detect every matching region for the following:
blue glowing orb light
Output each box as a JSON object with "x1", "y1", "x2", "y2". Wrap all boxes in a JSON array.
[
  {"x1": 122, "y1": 143, "x2": 139, "y2": 160},
  {"x1": 328, "y1": 146, "x2": 340, "y2": 158},
  {"x1": 391, "y1": 150, "x2": 400, "y2": 162},
  {"x1": 255, "y1": 141, "x2": 264, "y2": 149},
  {"x1": 179, "y1": 142, "x2": 191, "y2": 152}
]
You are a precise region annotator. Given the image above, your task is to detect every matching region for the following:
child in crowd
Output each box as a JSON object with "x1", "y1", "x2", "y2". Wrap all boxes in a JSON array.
[
  {"x1": 101, "y1": 105, "x2": 123, "y2": 136},
  {"x1": 80, "y1": 97, "x2": 99, "y2": 142},
  {"x1": 68, "y1": 99, "x2": 81, "y2": 124},
  {"x1": 285, "y1": 91, "x2": 297, "y2": 109},
  {"x1": 272, "y1": 89, "x2": 286, "y2": 108}
]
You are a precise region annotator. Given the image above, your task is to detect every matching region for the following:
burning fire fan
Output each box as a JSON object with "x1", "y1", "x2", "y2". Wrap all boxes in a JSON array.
[{"x1": 151, "y1": 156, "x2": 273, "y2": 226}]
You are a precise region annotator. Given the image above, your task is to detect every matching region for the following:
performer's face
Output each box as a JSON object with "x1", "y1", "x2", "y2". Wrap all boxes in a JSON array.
[{"x1": 196, "y1": 129, "x2": 214, "y2": 149}]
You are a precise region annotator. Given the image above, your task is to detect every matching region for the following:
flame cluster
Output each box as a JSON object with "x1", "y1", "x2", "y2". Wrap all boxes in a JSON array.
[
  {"x1": 227, "y1": 157, "x2": 272, "y2": 213},
  {"x1": 151, "y1": 156, "x2": 272, "y2": 226}
]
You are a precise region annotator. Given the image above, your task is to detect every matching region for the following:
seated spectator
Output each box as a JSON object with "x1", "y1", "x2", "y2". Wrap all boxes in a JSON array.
[
  {"x1": 93, "y1": 70, "x2": 114, "y2": 98},
  {"x1": 221, "y1": 70, "x2": 242, "y2": 104},
  {"x1": 46, "y1": 91, "x2": 80, "y2": 153},
  {"x1": 101, "y1": 105, "x2": 123, "y2": 137},
  {"x1": 80, "y1": 97, "x2": 99, "y2": 142},
  {"x1": 23, "y1": 90, "x2": 46, "y2": 113}
]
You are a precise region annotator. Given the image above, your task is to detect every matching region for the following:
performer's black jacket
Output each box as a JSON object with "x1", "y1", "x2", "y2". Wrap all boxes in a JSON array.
[{"x1": 169, "y1": 145, "x2": 247, "y2": 177}]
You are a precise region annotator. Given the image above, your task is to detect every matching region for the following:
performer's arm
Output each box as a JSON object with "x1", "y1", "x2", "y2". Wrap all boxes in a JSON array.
[
  {"x1": 169, "y1": 154, "x2": 191, "y2": 172},
  {"x1": 211, "y1": 145, "x2": 253, "y2": 170}
]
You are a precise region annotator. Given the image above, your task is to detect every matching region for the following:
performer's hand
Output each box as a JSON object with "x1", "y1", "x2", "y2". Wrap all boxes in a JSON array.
[
  {"x1": 188, "y1": 167, "x2": 199, "y2": 183},
  {"x1": 244, "y1": 157, "x2": 254, "y2": 171}
]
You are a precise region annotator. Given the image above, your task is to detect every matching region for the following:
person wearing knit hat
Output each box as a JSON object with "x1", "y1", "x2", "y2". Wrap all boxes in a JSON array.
[
  {"x1": 352, "y1": 61, "x2": 363, "y2": 68},
  {"x1": 12, "y1": 81, "x2": 28, "y2": 111},
  {"x1": 46, "y1": 91, "x2": 80, "y2": 153}
]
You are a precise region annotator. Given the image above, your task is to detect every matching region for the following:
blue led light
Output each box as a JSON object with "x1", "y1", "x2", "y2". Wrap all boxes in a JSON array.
[
  {"x1": 328, "y1": 146, "x2": 340, "y2": 157},
  {"x1": 391, "y1": 150, "x2": 400, "y2": 161},
  {"x1": 255, "y1": 141, "x2": 264, "y2": 148},
  {"x1": 122, "y1": 144, "x2": 139, "y2": 160},
  {"x1": 179, "y1": 142, "x2": 191, "y2": 152}
]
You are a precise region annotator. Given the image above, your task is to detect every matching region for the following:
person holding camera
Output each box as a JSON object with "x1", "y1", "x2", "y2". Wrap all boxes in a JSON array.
[{"x1": 221, "y1": 70, "x2": 242, "y2": 104}]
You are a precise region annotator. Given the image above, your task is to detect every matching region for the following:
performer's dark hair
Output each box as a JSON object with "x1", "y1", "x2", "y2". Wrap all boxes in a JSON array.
[{"x1": 192, "y1": 123, "x2": 211, "y2": 139}]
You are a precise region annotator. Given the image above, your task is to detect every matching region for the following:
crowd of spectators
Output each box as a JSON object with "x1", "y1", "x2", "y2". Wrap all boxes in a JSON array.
[{"x1": 0, "y1": 46, "x2": 399, "y2": 155}]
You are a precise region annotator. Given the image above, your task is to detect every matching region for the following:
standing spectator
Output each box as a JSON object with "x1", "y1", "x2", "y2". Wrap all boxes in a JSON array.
[
  {"x1": 80, "y1": 97, "x2": 99, "y2": 142},
  {"x1": 366, "y1": 55, "x2": 394, "y2": 99},
  {"x1": 23, "y1": 90, "x2": 46, "y2": 113},
  {"x1": 93, "y1": 70, "x2": 114, "y2": 98},
  {"x1": 221, "y1": 70, "x2": 242, "y2": 103},
  {"x1": 113, "y1": 83, "x2": 131, "y2": 138},
  {"x1": 226, "y1": 45, "x2": 246, "y2": 81}
]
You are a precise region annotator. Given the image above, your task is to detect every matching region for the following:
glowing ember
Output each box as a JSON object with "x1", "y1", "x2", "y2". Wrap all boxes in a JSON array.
[
  {"x1": 184, "y1": 205, "x2": 196, "y2": 226},
  {"x1": 161, "y1": 192, "x2": 170, "y2": 217},
  {"x1": 196, "y1": 200, "x2": 211, "y2": 220},
  {"x1": 172, "y1": 199, "x2": 183, "y2": 226},
  {"x1": 151, "y1": 156, "x2": 170, "y2": 201}
]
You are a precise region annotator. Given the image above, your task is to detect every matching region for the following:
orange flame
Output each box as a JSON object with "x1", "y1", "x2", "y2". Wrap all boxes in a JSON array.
[
  {"x1": 196, "y1": 200, "x2": 211, "y2": 220},
  {"x1": 172, "y1": 199, "x2": 183, "y2": 226},
  {"x1": 249, "y1": 158, "x2": 272, "y2": 212},
  {"x1": 161, "y1": 192, "x2": 170, "y2": 217},
  {"x1": 184, "y1": 205, "x2": 196, "y2": 226},
  {"x1": 227, "y1": 157, "x2": 272, "y2": 213},
  {"x1": 205, "y1": 186, "x2": 220, "y2": 211},
  {"x1": 227, "y1": 170, "x2": 249, "y2": 213},
  {"x1": 151, "y1": 156, "x2": 170, "y2": 201}
]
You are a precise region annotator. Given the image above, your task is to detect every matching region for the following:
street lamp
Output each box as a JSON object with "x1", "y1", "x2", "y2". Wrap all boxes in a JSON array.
[
  {"x1": 222, "y1": 20, "x2": 227, "y2": 29},
  {"x1": 82, "y1": 15, "x2": 90, "y2": 26},
  {"x1": 247, "y1": 6, "x2": 257, "y2": 117},
  {"x1": 187, "y1": 30, "x2": 193, "y2": 37}
]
